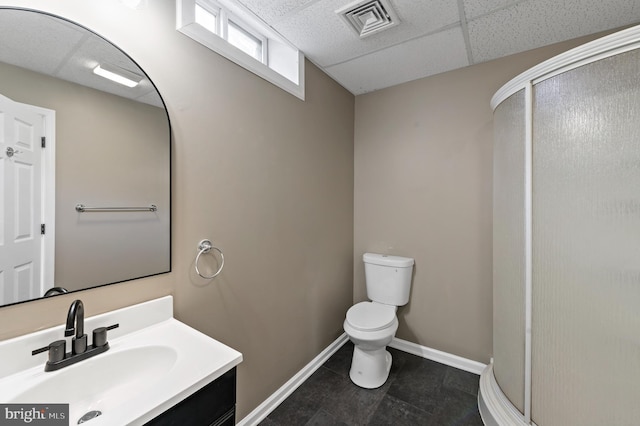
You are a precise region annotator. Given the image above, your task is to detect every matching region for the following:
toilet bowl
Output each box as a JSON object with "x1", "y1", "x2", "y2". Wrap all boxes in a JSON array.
[
  {"x1": 344, "y1": 253, "x2": 414, "y2": 389},
  {"x1": 344, "y1": 301, "x2": 398, "y2": 388}
]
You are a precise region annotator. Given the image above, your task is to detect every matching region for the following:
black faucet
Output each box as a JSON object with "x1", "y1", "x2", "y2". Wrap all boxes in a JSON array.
[
  {"x1": 32, "y1": 299, "x2": 119, "y2": 372},
  {"x1": 65, "y1": 299, "x2": 87, "y2": 354},
  {"x1": 43, "y1": 286, "x2": 69, "y2": 297}
]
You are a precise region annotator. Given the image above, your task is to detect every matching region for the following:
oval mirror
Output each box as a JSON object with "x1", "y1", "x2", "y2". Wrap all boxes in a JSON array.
[{"x1": 0, "y1": 8, "x2": 171, "y2": 307}]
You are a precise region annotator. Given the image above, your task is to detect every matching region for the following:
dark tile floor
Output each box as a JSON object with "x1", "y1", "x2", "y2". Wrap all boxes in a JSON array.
[{"x1": 259, "y1": 341, "x2": 483, "y2": 426}]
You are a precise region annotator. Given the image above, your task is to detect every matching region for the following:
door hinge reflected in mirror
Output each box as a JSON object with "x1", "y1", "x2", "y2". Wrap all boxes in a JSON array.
[
  {"x1": 41, "y1": 224, "x2": 45, "y2": 235},
  {"x1": 41, "y1": 136, "x2": 46, "y2": 148}
]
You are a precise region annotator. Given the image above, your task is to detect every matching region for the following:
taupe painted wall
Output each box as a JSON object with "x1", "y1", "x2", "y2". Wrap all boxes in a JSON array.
[
  {"x1": 0, "y1": 0, "x2": 354, "y2": 420},
  {"x1": 0, "y1": 61, "x2": 170, "y2": 292},
  {"x1": 353, "y1": 33, "x2": 612, "y2": 364}
]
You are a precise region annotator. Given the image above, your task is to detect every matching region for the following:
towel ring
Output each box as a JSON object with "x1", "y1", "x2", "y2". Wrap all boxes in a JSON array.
[{"x1": 195, "y1": 239, "x2": 225, "y2": 279}]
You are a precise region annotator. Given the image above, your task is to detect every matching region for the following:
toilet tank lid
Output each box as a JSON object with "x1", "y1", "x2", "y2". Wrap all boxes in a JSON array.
[{"x1": 363, "y1": 253, "x2": 414, "y2": 267}]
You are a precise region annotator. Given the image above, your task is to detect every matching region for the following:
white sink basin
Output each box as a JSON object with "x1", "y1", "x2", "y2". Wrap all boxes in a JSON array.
[
  {"x1": 0, "y1": 297, "x2": 242, "y2": 425},
  {"x1": 10, "y1": 345, "x2": 178, "y2": 422}
]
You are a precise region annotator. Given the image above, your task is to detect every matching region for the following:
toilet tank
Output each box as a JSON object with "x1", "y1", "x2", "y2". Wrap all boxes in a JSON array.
[{"x1": 363, "y1": 253, "x2": 414, "y2": 306}]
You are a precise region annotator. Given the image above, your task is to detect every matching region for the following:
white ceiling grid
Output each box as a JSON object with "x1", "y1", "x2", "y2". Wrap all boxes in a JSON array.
[{"x1": 238, "y1": 0, "x2": 640, "y2": 94}]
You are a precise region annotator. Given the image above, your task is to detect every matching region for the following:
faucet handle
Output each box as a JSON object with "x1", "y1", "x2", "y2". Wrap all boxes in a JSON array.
[
  {"x1": 48, "y1": 340, "x2": 67, "y2": 363},
  {"x1": 32, "y1": 345, "x2": 49, "y2": 356},
  {"x1": 92, "y1": 323, "x2": 119, "y2": 348},
  {"x1": 32, "y1": 340, "x2": 66, "y2": 363}
]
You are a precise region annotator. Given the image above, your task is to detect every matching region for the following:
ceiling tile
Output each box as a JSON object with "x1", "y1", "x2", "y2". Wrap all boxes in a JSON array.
[
  {"x1": 269, "y1": 0, "x2": 460, "y2": 66},
  {"x1": 238, "y1": 0, "x2": 318, "y2": 23},
  {"x1": 462, "y1": 0, "x2": 519, "y2": 20},
  {"x1": 0, "y1": 10, "x2": 86, "y2": 75},
  {"x1": 468, "y1": 0, "x2": 640, "y2": 63},
  {"x1": 325, "y1": 26, "x2": 469, "y2": 95}
]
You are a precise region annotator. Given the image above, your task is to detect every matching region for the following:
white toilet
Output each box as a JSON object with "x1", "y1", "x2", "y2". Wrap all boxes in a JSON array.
[{"x1": 344, "y1": 252, "x2": 414, "y2": 389}]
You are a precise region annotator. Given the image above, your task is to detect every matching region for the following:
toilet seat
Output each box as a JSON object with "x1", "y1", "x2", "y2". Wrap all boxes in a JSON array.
[{"x1": 346, "y1": 302, "x2": 396, "y2": 332}]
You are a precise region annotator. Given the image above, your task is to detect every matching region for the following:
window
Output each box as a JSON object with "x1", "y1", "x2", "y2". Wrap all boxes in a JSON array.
[
  {"x1": 227, "y1": 20, "x2": 263, "y2": 62},
  {"x1": 194, "y1": 3, "x2": 218, "y2": 33},
  {"x1": 195, "y1": 3, "x2": 266, "y2": 62},
  {"x1": 177, "y1": 0, "x2": 305, "y2": 100}
]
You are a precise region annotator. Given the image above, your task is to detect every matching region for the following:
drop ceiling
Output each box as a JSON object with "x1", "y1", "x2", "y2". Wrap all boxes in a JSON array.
[
  {"x1": 238, "y1": 0, "x2": 640, "y2": 95},
  {"x1": 2, "y1": 2, "x2": 639, "y2": 101}
]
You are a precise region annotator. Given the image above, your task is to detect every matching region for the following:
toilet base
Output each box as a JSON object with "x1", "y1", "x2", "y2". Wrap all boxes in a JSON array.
[{"x1": 349, "y1": 345, "x2": 392, "y2": 389}]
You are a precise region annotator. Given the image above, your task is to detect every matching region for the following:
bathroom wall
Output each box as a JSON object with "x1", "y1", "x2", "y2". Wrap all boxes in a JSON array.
[
  {"x1": 0, "y1": 0, "x2": 354, "y2": 420},
  {"x1": 0, "y1": 61, "x2": 170, "y2": 291},
  {"x1": 353, "y1": 31, "x2": 614, "y2": 364}
]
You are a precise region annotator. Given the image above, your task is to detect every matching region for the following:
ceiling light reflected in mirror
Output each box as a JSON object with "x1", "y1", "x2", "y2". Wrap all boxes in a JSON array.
[{"x1": 93, "y1": 63, "x2": 143, "y2": 88}]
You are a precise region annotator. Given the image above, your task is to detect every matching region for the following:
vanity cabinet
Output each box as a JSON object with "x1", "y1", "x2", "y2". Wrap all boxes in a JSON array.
[{"x1": 146, "y1": 367, "x2": 236, "y2": 426}]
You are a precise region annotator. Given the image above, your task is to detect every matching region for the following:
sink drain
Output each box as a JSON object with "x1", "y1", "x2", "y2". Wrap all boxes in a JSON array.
[{"x1": 78, "y1": 410, "x2": 102, "y2": 424}]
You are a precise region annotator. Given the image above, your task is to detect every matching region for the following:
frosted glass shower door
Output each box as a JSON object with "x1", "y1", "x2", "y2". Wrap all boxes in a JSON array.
[
  {"x1": 493, "y1": 89, "x2": 526, "y2": 415},
  {"x1": 532, "y1": 49, "x2": 640, "y2": 425}
]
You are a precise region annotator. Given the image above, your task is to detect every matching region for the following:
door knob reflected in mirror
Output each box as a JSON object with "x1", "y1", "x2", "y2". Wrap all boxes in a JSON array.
[{"x1": 5, "y1": 146, "x2": 22, "y2": 157}]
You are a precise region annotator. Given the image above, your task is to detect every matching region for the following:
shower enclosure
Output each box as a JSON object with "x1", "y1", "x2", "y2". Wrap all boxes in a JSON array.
[{"x1": 479, "y1": 25, "x2": 640, "y2": 426}]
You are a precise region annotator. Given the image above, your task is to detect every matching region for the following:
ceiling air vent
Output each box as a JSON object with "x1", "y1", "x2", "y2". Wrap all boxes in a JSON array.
[{"x1": 336, "y1": 0, "x2": 400, "y2": 39}]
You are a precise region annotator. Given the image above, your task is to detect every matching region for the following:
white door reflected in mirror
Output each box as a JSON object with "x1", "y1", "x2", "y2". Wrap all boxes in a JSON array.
[{"x1": 0, "y1": 93, "x2": 54, "y2": 305}]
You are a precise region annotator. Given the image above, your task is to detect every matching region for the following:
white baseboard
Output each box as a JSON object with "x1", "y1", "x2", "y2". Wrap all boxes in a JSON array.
[
  {"x1": 236, "y1": 333, "x2": 349, "y2": 426},
  {"x1": 238, "y1": 334, "x2": 487, "y2": 426},
  {"x1": 389, "y1": 337, "x2": 487, "y2": 375}
]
